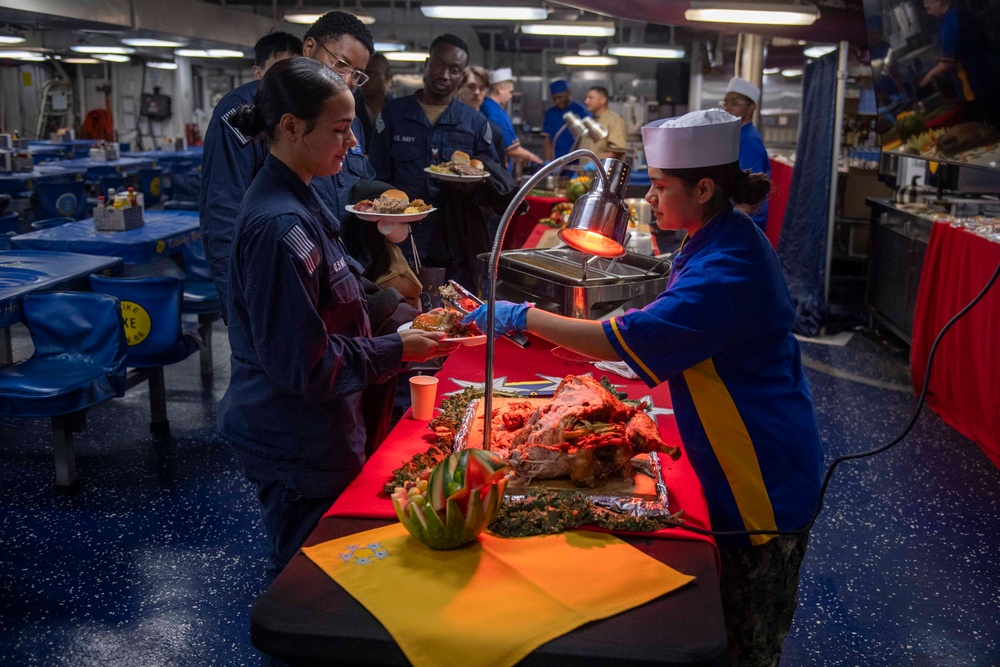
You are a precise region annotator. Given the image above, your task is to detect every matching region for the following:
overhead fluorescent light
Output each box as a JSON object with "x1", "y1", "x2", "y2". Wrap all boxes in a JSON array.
[
  {"x1": 577, "y1": 43, "x2": 600, "y2": 57},
  {"x1": 781, "y1": 68, "x2": 804, "y2": 77},
  {"x1": 0, "y1": 50, "x2": 46, "y2": 61},
  {"x1": 0, "y1": 33, "x2": 26, "y2": 45},
  {"x1": 608, "y1": 46, "x2": 685, "y2": 59},
  {"x1": 385, "y1": 51, "x2": 429, "y2": 62},
  {"x1": 95, "y1": 54, "x2": 131, "y2": 62},
  {"x1": 121, "y1": 38, "x2": 187, "y2": 48},
  {"x1": 147, "y1": 61, "x2": 178, "y2": 70},
  {"x1": 554, "y1": 55, "x2": 618, "y2": 67},
  {"x1": 763, "y1": 67, "x2": 781, "y2": 74},
  {"x1": 521, "y1": 22, "x2": 615, "y2": 37},
  {"x1": 803, "y1": 44, "x2": 836, "y2": 58},
  {"x1": 174, "y1": 49, "x2": 245, "y2": 58},
  {"x1": 72, "y1": 45, "x2": 135, "y2": 54},
  {"x1": 421, "y1": 5, "x2": 547, "y2": 20},
  {"x1": 374, "y1": 41, "x2": 407, "y2": 52},
  {"x1": 63, "y1": 57, "x2": 101, "y2": 64},
  {"x1": 685, "y1": 2, "x2": 820, "y2": 26},
  {"x1": 284, "y1": 11, "x2": 375, "y2": 25},
  {"x1": 284, "y1": 13, "x2": 321, "y2": 24}
]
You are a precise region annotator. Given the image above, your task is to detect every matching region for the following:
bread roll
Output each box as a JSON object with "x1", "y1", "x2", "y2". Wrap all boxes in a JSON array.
[
  {"x1": 382, "y1": 189, "x2": 410, "y2": 203},
  {"x1": 451, "y1": 150, "x2": 470, "y2": 165},
  {"x1": 469, "y1": 158, "x2": 484, "y2": 170}
]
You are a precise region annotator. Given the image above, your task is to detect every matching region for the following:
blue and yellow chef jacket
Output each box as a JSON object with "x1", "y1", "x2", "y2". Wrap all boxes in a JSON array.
[
  {"x1": 220, "y1": 154, "x2": 402, "y2": 492},
  {"x1": 603, "y1": 205, "x2": 824, "y2": 549},
  {"x1": 480, "y1": 96, "x2": 518, "y2": 171},
  {"x1": 542, "y1": 100, "x2": 590, "y2": 159},
  {"x1": 200, "y1": 80, "x2": 374, "y2": 320},
  {"x1": 738, "y1": 122, "x2": 770, "y2": 232}
]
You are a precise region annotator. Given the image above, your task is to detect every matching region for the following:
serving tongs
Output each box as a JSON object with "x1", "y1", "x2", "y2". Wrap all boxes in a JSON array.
[{"x1": 443, "y1": 280, "x2": 530, "y2": 348}]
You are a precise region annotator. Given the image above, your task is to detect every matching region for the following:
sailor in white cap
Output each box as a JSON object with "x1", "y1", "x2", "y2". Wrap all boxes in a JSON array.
[
  {"x1": 480, "y1": 66, "x2": 543, "y2": 168},
  {"x1": 465, "y1": 106, "x2": 822, "y2": 667},
  {"x1": 721, "y1": 76, "x2": 771, "y2": 230}
]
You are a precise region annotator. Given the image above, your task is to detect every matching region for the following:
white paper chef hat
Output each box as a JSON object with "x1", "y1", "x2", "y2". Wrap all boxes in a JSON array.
[
  {"x1": 725, "y1": 76, "x2": 760, "y2": 105},
  {"x1": 641, "y1": 109, "x2": 741, "y2": 170},
  {"x1": 489, "y1": 67, "x2": 514, "y2": 85}
]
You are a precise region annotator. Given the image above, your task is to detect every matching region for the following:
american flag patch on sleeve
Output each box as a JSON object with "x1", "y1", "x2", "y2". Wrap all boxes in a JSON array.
[
  {"x1": 221, "y1": 107, "x2": 250, "y2": 147},
  {"x1": 281, "y1": 224, "x2": 322, "y2": 275}
]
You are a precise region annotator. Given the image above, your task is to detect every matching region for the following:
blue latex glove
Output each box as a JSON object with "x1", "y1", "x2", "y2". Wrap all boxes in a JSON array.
[
  {"x1": 581, "y1": 160, "x2": 598, "y2": 173},
  {"x1": 461, "y1": 301, "x2": 532, "y2": 337}
]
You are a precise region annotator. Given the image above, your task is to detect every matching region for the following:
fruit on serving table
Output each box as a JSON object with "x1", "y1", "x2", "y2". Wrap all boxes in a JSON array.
[
  {"x1": 391, "y1": 450, "x2": 509, "y2": 549},
  {"x1": 897, "y1": 114, "x2": 925, "y2": 141},
  {"x1": 565, "y1": 177, "x2": 591, "y2": 203}
]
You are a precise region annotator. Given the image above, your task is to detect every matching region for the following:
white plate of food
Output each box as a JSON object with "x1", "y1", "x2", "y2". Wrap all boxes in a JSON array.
[
  {"x1": 423, "y1": 166, "x2": 490, "y2": 183},
  {"x1": 345, "y1": 204, "x2": 435, "y2": 224},
  {"x1": 397, "y1": 311, "x2": 487, "y2": 346},
  {"x1": 423, "y1": 150, "x2": 490, "y2": 182},
  {"x1": 346, "y1": 189, "x2": 435, "y2": 223}
]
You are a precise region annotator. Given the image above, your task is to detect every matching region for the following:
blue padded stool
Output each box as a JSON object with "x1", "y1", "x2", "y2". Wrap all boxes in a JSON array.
[
  {"x1": 180, "y1": 242, "x2": 222, "y2": 377},
  {"x1": 88, "y1": 274, "x2": 203, "y2": 435},
  {"x1": 0, "y1": 292, "x2": 128, "y2": 492},
  {"x1": 138, "y1": 167, "x2": 163, "y2": 206},
  {"x1": 36, "y1": 181, "x2": 89, "y2": 220}
]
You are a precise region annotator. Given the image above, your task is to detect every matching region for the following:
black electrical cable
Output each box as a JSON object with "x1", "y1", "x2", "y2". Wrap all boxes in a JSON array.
[{"x1": 671, "y1": 258, "x2": 1000, "y2": 540}]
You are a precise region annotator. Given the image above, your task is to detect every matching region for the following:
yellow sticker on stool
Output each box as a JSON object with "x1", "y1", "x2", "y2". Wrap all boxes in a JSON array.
[{"x1": 120, "y1": 300, "x2": 151, "y2": 346}]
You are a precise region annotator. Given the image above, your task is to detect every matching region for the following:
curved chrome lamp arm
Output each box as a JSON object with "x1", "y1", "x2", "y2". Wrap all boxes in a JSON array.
[{"x1": 481, "y1": 149, "x2": 608, "y2": 451}]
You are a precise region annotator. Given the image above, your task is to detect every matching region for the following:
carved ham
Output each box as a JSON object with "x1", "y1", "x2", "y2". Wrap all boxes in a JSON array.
[{"x1": 492, "y1": 375, "x2": 681, "y2": 487}]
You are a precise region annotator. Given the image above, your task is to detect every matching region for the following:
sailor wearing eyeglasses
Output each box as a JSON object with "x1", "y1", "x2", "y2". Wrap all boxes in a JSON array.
[
  {"x1": 720, "y1": 77, "x2": 770, "y2": 232},
  {"x1": 200, "y1": 12, "x2": 379, "y2": 322}
]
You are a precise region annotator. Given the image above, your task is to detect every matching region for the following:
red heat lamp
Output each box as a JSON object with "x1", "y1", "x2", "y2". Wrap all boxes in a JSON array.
[{"x1": 481, "y1": 150, "x2": 631, "y2": 449}]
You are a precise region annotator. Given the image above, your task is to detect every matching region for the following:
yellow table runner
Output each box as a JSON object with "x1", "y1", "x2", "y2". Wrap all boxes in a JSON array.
[{"x1": 303, "y1": 524, "x2": 695, "y2": 667}]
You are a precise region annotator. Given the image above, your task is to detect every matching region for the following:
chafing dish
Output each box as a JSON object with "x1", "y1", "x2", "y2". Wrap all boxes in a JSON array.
[{"x1": 478, "y1": 247, "x2": 671, "y2": 319}]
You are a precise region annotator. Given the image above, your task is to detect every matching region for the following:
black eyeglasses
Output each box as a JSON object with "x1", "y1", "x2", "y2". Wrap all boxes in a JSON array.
[
  {"x1": 316, "y1": 41, "x2": 370, "y2": 87},
  {"x1": 719, "y1": 96, "x2": 750, "y2": 108}
]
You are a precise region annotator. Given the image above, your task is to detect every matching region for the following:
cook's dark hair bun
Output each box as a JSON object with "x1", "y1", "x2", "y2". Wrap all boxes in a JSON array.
[
  {"x1": 733, "y1": 170, "x2": 771, "y2": 208},
  {"x1": 228, "y1": 105, "x2": 267, "y2": 137}
]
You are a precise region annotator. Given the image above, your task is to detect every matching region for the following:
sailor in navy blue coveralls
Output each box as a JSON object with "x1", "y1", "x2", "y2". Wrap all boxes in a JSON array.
[
  {"x1": 369, "y1": 93, "x2": 498, "y2": 264},
  {"x1": 220, "y1": 154, "x2": 402, "y2": 581},
  {"x1": 200, "y1": 82, "x2": 375, "y2": 321}
]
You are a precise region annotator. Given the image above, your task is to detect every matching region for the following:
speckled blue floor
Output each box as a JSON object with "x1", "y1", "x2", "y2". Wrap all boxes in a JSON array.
[{"x1": 1, "y1": 323, "x2": 998, "y2": 666}]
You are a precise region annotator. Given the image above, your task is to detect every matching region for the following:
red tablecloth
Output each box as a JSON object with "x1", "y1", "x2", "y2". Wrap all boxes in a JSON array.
[
  {"x1": 328, "y1": 337, "x2": 717, "y2": 557},
  {"x1": 911, "y1": 222, "x2": 1000, "y2": 468},
  {"x1": 766, "y1": 157, "x2": 792, "y2": 249},
  {"x1": 503, "y1": 195, "x2": 567, "y2": 250}
]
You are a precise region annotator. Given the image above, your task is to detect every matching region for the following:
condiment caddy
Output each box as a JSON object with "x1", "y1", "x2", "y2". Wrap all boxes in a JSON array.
[
  {"x1": 88, "y1": 141, "x2": 121, "y2": 162},
  {"x1": 49, "y1": 128, "x2": 76, "y2": 143},
  {"x1": 94, "y1": 187, "x2": 145, "y2": 231},
  {"x1": 0, "y1": 149, "x2": 34, "y2": 174}
]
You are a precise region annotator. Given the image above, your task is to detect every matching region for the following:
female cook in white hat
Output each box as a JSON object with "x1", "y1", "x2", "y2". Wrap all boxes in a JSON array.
[{"x1": 465, "y1": 107, "x2": 824, "y2": 666}]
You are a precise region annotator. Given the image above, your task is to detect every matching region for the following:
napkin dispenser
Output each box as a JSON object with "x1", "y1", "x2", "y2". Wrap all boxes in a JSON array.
[{"x1": 0, "y1": 134, "x2": 11, "y2": 150}]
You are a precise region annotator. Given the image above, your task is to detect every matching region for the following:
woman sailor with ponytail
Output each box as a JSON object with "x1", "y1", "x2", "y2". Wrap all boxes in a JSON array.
[{"x1": 219, "y1": 56, "x2": 458, "y2": 583}]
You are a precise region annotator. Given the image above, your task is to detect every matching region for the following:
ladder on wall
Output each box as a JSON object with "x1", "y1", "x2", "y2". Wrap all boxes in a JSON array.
[{"x1": 35, "y1": 79, "x2": 73, "y2": 139}]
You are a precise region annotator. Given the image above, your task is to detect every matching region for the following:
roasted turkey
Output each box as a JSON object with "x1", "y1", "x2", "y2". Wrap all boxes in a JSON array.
[{"x1": 489, "y1": 375, "x2": 681, "y2": 487}]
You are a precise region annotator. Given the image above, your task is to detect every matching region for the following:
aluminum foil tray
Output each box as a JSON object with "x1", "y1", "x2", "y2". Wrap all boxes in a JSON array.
[{"x1": 453, "y1": 397, "x2": 672, "y2": 519}]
